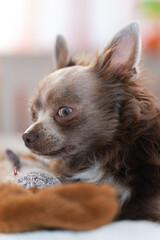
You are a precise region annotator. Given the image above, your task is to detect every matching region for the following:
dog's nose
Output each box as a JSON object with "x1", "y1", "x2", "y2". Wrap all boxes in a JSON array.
[{"x1": 22, "y1": 132, "x2": 39, "y2": 146}]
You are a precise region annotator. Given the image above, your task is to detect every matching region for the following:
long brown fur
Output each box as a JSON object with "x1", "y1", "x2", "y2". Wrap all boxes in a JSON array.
[{"x1": 92, "y1": 55, "x2": 160, "y2": 220}]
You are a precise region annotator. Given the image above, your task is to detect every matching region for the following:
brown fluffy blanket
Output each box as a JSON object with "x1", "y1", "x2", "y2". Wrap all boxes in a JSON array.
[{"x1": 0, "y1": 151, "x2": 118, "y2": 233}]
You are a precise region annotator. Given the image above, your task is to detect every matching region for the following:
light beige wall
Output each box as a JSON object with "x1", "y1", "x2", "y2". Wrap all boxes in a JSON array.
[{"x1": 0, "y1": 55, "x2": 53, "y2": 133}]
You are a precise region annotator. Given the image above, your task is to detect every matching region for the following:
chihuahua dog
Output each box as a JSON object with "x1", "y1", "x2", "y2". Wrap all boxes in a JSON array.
[{"x1": 22, "y1": 22, "x2": 160, "y2": 221}]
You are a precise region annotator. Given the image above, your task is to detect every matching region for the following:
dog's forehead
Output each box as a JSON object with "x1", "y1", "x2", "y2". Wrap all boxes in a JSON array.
[
  {"x1": 31, "y1": 66, "x2": 95, "y2": 110},
  {"x1": 32, "y1": 65, "x2": 95, "y2": 109},
  {"x1": 47, "y1": 65, "x2": 88, "y2": 86}
]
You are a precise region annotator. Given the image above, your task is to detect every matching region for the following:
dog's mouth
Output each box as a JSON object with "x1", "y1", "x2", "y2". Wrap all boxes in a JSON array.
[{"x1": 31, "y1": 145, "x2": 75, "y2": 157}]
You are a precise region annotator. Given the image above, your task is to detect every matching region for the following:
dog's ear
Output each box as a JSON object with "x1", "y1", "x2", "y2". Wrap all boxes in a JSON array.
[
  {"x1": 110, "y1": 22, "x2": 141, "y2": 71},
  {"x1": 95, "y1": 22, "x2": 141, "y2": 76},
  {"x1": 55, "y1": 35, "x2": 71, "y2": 69}
]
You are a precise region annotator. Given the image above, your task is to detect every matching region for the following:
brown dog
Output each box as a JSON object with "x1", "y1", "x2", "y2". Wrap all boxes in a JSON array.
[{"x1": 22, "y1": 22, "x2": 160, "y2": 221}]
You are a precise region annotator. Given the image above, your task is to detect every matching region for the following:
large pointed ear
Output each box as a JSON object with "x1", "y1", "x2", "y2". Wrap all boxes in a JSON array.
[
  {"x1": 110, "y1": 22, "x2": 141, "y2": 70},
  {"x1": 95, "y1": 22, "x2": 141, "y2": 76},
  {"x1": 55, "y1": 35, "x2": 70, "y2": 69}
]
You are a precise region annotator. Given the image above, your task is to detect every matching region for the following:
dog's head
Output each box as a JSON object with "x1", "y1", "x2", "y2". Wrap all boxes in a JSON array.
[{"x1": 22, "y1": 22, "x2": 141, "y2": 159}]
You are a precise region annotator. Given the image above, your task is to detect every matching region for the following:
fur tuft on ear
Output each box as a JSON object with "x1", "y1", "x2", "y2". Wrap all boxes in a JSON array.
[
  {"x1": 93, "y1": 22, "x2": 141, "y2": 77},
  {"x1": 55, "y1": 35, "x2": 70, "y2": 69}
]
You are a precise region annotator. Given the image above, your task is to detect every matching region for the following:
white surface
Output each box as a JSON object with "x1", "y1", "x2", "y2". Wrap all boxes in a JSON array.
[
  {"x1": 0, "y1": 221, "x2": 159, "y2": 240},
  {"x1": 0, "y1": 133, "x2": 26, "y2": 152}
]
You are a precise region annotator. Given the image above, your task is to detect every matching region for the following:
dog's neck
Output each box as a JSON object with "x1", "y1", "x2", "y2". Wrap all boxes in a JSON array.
[{"x1": 52, "y1": 144, "x2": 121, "y2": 182}]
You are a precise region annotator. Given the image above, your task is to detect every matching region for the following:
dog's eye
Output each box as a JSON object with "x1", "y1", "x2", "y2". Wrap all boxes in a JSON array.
[{"x1": 58, "y1": 107, "x2": 73, "y2": 117}]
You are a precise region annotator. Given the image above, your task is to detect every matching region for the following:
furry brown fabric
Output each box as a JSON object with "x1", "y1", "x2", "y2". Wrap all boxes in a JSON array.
[{"x1": 0, "y1": 182, "x2": 118, "y2": 233}]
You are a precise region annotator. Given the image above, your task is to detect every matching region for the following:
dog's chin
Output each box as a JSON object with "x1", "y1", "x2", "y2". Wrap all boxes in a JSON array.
[{"x1": 30, "y1": 145, "x2": 75, "y2": 159}]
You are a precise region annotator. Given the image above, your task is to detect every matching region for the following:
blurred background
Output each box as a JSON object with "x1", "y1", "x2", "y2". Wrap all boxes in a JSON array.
[{"x1": 0, "y1": 0, "x2": 160, "y2": 149}]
